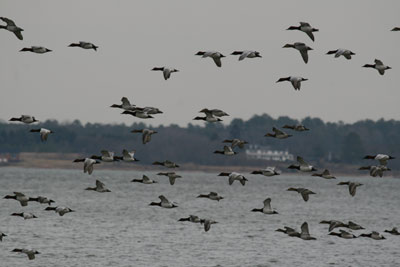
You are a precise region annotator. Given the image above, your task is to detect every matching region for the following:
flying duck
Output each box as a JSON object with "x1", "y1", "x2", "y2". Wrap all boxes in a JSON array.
[
  {"x1": 131, "y1": 129, "x2": 157, "y2": 144},
  {"x1": 68, "y1": 41, "x2": 98, "y2": 51},
  {"x1": 122, "y1": 110, "x2": 153, "y2": 119},
  {"x1": 0, "y1": 17, "x2": 23, "y2": 40},
  {"x1": 110, "y1": 97, "x2": 136, "y2": 111},
  {"x1": 299, "y1": 222, "x2": 316, "y2": 240},
  {"x1": 20, "y1": 46, "x2": 52, "y2": 53},
  {"x1": 199, "y1": 108, "x2": 229, "y2": 117},
  {"x1": 195, "y1": 51, "x2": 225, "y2": 67},
  {"x1": 363, "y1": 154, "x2": 395, "y2": 165},
  {"x1": 326, "y1": 49, "x2": 355, "y2": 60},
  {"x1": 157, "y1": 172, "x2": 182, "y2": 185},
  {"x1": 197, "y1": 192, "x2": 224, "y2": 201},
  {"x1": 286, "y1": 22, "x2": 319, "y2": 41},
  {"x1": 359, "y1": 232, "x2": 386, "y2": 240},
  {"x1": 152, "y1": 160, "x2": 179, "y2": 168},
  {"x1": 85, "y1": 180, "x2": 111, "y2": 193},
  {"x1": 9, "y1": 115, "x2": 38, "y2": 124},
  {"x1": 200, "y1": 219, "x2": 218, "y2": 232},
  {"x1": 218, "y1": 172, "x2": 248, "y2": 186},
  {"x1": 193, "y1": 114, "x2": 222, "y2": 123},
  {"x1": 4, "y1": 192, "x2": 37, "y2": 206},
  {"x1": 329, "y1": 230, "x2": 357, "y2": 239},
  {"x1": 151, "y1": 67, "x2": 179, "y2": 80},
  {"x1": 179, "y1": 215, "x2": 201, "y2": 223},
  {"x1": 115, "y1": 149, "x2": 139, "y2": 162},
  {"x1": 276, "y1": 226, "x2": 300, "y2": 237},
  {"x1": 251, "y1": 167, "x2": 280, "y2": 177},
  {"x1": 320, "y1": 220, "x2": 349, "y2": 232},
  {"x1": 11, "y1": 212, "x2": 37, "y2": 220},
  {"x1": 337, "y1": 181, "x2": 363, "y2": 197},
  {"x1": 11, "y1": 249, "x2": 40, "y2": 260},
  {"x1": 392, "y1": 27, "x2": 400, "y2": 31},
  {"x1": 222, "y1": 139, "x2": 248, "y2": 149},
  {"x1": 29, "y1": 128, "x2": 53, "y2": 141},
  {"x1": 31, "y1": 196, "x2": 55, "y2": 205},
  {"x1": 282, "y1": 124, "x2": 309, "y2": 131},
  {"x1": 265, "y1": 127, "x2": 292, "y2": 139},
  {"x1": 45, "y1": 206, "x2": 75, "y2": 216},
  {"x1": 384, "y1": 227, "x2": 400, "y2": 235},
  {"x1": 231, "y1": 50, "x2": 262, "y2": 61},
  {"x1": 347, "y1": 221, "x2": 365, "y2": 230},
  {"x1": 91, "y1": 150, "x2": 119, "y2": 162},
  {"x1": 288, "y1": 156, "x2": 317, "y2": 172},
  {"x1": 214, "y1": 145, "x2": 237, "y2": 156},
  {"x1": 73, "y1": 158, "x2": 100, "y2": 175},
  {"x1": 0, "y1": 232, "x2": 6, "y2": 241},
  {"x1": 283, "y1": 42, "x2": 313, "y2": 63},
  {"x1": 312, "y1": 169, "x2": 336, "y2": 179},
  {"x1": 131, "y1": 175, "x2": 157, "y2": 184},
  {"x1": 363, "y1": 59, "x2": 391, "y2": 75},
  {"x1": 287, "y1": 187, "x2": 316, "y2": 202},
  {"x1": 251, "y1": 197, "x2": 278, "y2": 214},
  {"x1": 359, "y1": 165, "x2": 391, "y2": 177},
  {"x1": 276, "y1": 76, "x2": 308, "y2": 90},
  {"x1": 149, "y1": 195, "x2": 177, "y2": 208}
]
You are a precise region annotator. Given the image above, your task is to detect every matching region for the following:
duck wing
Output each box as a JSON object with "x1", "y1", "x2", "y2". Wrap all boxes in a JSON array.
[
  {"x1": 299, "y1": 49, "x2": 309, "y2": 63},
  {"x1": 212, "y1": 56, "x2": 222, "y2": 67},
  {"x1": 263, "y1": 198, "x2": 272, "y2": 212}
]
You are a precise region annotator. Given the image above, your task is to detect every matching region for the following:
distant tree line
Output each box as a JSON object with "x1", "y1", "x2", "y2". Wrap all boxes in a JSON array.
[{"x1": 0, "y1": 114, "x2": 399, "y2": 169}]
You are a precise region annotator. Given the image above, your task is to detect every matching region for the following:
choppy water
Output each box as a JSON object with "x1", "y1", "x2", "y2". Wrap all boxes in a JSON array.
[{"x1": 0, "y1": 167, "x2": 399, "y2": 267}]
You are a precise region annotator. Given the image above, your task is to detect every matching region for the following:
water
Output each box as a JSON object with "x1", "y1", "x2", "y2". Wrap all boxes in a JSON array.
[{"x1": 0, "y1": 167, "x2": 399, "y2": 267}]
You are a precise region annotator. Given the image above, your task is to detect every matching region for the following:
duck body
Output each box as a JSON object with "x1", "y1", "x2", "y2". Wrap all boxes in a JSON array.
[
  {"x1": 153, "y1": 160, "x2": 179, "y2": 168},
  {"x1": 363, "y1": 59, "x2": 391, "y2": 75},
  {"x1": 214, "y1": 145, "x2": 237, "y2": 156},
  {"x1": 151, "y1": 67, "x2": 179, "y2": 80},
  {"x1": 179, "y1": 215, "x2": 201, "y2": 223},
  {"x1": 45, "y1": 206, "x2": 75, "y2": 216},
  {"x1": 195, "y1": 51, "x2": 225, "y2": 67},
  {"x1": 326, "y1": 48, "x2": 355, "y2": 59},
  {"x1": 231, "y1": 50, "x2": 262, "y2": 61},
  {"x1": 149, "y1": 195, "x2": 177, "y2": 208},
  {"x1": 73, "y1": 158, "x2": 100, "y2": 175},
  {"x1": 312, "y1": 169, "x2": 336, "y2": 179},
  {"x1": 30, "y1": 128, "x2": 54, "y2": 141},
  {"x1": 222, "y1": 138, "x2": 248, "y2": 148},
  {"x1": 12, "y1": 249, "x2": 40, "y2": 260},
  {"x1": 288, "y1": 156, "x2": 317, "y2": 172},
  {"x1": 9, "y1": 115, "x2": 38, "y2": 124},
  {"x1": 20, "y1": 46, "x2": 52, "y2": 53},
  {"x1": 282, "y1": 124, "x2": 309, "y2": 131},
  {"x1": 85, "y1": 180, "x2": 111, "y2": 193},
  {"x1": 276, "y1": 76, "x2": 308, "y2": 90},
  {"x1": 287, "y1": 187, "x2": 316, "y2": 201},
  {"x1": 131, "y1": 129, "x2": 157, "y2": 144},
  {"x1": 219, "y1": 172, "x2": 248, "y2": 185},
  {"x1": 283, "y1": 42, "x2": 313, "y2": 63},
  {"x1": 251, "y1": 198, "x2": 278, "y2": 214},
  {"x1": 11, "y1": 212, "x2": 37, "y2": 220},
  {"x1": 69, "y1": 41, "x2": 98, "y2": 51},
  {"x1": 251, "y1": 167, "x2": 280, "y2": 176},
  {"x1": 157, "y1": 172, "x2": 182, "y2": 185},
  {"x1": 287, "y1": 22, "x2": 319, "y2": 41},
  {"x1": 131, "y1": 175, "x2": 157, "y2": 184},
  {"x1": 197, "y1": 192, "x2": 223, "y2": 201},
  {"x1": 265, "y1": 127, "x2": 292, "y2": 139}
]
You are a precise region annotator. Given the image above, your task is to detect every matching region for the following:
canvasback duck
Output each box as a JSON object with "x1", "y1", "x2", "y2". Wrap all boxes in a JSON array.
[
  {"x1": 4, "y1": 192, "x2": 37, "y2": 207},
  {"x1": 214, "y1": 145, "x2": 237, "y2": 156},
  {"x1": 73, "y1": 158, "x2": 100, "y2": 175},
  {"x1": 149, "y1": 195, "x2": 177, "y2": 208},
  {"x1": 195, "y1": 51, "x2": 225, "y2": 67},
  {"x1": 131, "y1": 175, "x2": 157, "y2": 184},
  {"x1": 193, "y1": 114, "x2": 222, "y2": 123},
  {"x1": 287, "y1": 22, "x2": 319, "y2": 41},
  {"x1": 337, "y1": 181, "x2": 363, "y2": 197},
  {"x1": 199, "y1": 108, "x2": 229, "y2": 117},
  {"x1": 265, "y1": 127, "x2": 292, "y2": 139},
  {"x1": 157, "y1": 172, "x2": 182, "y2": 185},
  {"x1": 110, "y1": 97, "x2": 136, "y2": 111},
  {"x1": 359, "y1": 165, "x2": 391, "y2": 177},
  {"x1": 231, "y1": 50, "x2": 262, "y2": 61},
  {"x1": 251, "y1": 197, "x2": 278, "y2": 214},
  {"x1": 197, "y1": 192, "x2": 224, "y2": 201},
  {"x1": 359, "y1": 232, "x2": 386, "y2": 240},
  {"x1": 11, "y1": 212, "x2": 37, "y2": 220},
  {"x1": 288, "y1": 156, "x2": 317, "y2": 172},
  {"x1": 153, "y1": 160, "x2": 179, "y2": 168},
  {"x1": 222, "y1": 138, "x2": 248, "y2": 148},
  {"x1": 11, "y1": 249, "x2": 40, "y2": 260},
  {"x1": 20, "y1": 46, "x2": 52, "y2": 53},
  {"x1": 179, "y1": 215, "x2": 201, "y2": 223},
  {"x1": 91, "y1": 150, "x2": 119, "y2": 162},
  {"x1": 151, "y1": 67, "x2": 179, "y2": 80},
  {"x1": 363, "y1": 59, "x2": 391, "y2": 75},
  {"x1": 283, "y1": 42, "x2": 313, "y2": 63},
  {"x1": 363, "y1": 154, "x2": 395, "y2": 165},
  {"x1": 68, "y1": 41, "x2": 98, "y2": 51},
  {"x1": 200, "y1": 219, "x2": 218, "y2": 232},
  {"x1": 122, "y1": 110, "x2": 154, "y2": 119},
  {"x1": 115, "y1": 149, "x2": 139, "y2": 162},
  {"x1": 329, "y1": 230, "x2": 357, "y2": 239},
  {"x1": 45, "y1": 206, "x2": 75, "y2": 216},
  {"x1": 9, "y1": 115, "x2": 38, "y2": 124},
  {"x1": 282, "y1": 124, "x2": 309, "y2": 131},
  {"x1": 287, "y1": 187, "x2": 316, "y2": 202},
  {"x1": 0, "y1": 17, "x2": 23, "y2": 40},
  {"x1": 276, "y1": 76, "x2": 308, "y2": 90},
  {"x1": 326, "y1": 49, "x2": 355, "y2": 60},
  {"x1": 312, "y1": 169, "x2": 336, "y2": 179},
  {"x1": 251, "y1": 167, "x2": 280, "y2": 177},
  {"x1": 29, "y1": 128, "x2": 53, "y2": 141},
  {"x1": 131, "y1": 129, "x2": 157, "y2": 144},
  {"x1": 299, "y1": 222, "x2": 316, "y2": 240},
  {"x1": 85, "y1": 180, "x2": 111, "y2": 193},
  {"x1": 218, "y1": 172, "x2": 248, "y2": 185},
  {"x1": 384, "y1": 227, "x2": 400, "y2": 235}
]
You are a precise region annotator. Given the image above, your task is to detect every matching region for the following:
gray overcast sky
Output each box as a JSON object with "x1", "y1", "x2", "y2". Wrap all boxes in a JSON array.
[{"x1": 1, "y1": 0, "x2": 399, "y2": 127}]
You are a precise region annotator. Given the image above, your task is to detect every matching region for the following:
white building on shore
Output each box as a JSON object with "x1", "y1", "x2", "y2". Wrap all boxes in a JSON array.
[{"x1": 245, "y1": 145, "x2": 294, "y2": 162}]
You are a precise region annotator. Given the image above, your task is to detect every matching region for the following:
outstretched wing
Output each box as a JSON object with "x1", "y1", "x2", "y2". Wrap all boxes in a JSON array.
[
  {"x1": 1, "y1": 17, "x2": 16, "y2": 26},
  {"x1": 300, "y1": 49, "x2": 309, "y2": 63},
  {"x1": 297, "y1": 156, "x2": 309, "y2": 166},
  {"x1": 212, "y1": 56, "x2": 222, "y2": 67},
  {"x1": 263, "y1": 198, "x2": 272, "y2": 212},
  {"x1": 159, "y1": 195, "x2": 169, "y2": 204}
]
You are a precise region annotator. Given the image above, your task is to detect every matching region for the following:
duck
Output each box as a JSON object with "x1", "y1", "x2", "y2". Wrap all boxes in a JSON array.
[
  {"x1": 149, "y1": 195, "x2": 177, "y2": 208},
  {"x1": 29, "y1": 128, "x2": 54, "y2": 141},
  {"x1": 282, "y1": 124, "x2": 309, "y2": 131},
  {"x1": 326, "y1": 49, "x2": 355, "y2": 60},
  {"x1": 0, "y1": 17, "x2": 23, "y2": 40},
  {"x1": 197, "y1": 192, "x2": 224, "y2": 201},
  {"x1": 179, "y1": 215, "x2": 201, "y2": 223},
  {"x1": 45, "y1": 206, "x2": 75, "y2": 216},
  {"x1": 359, "y1": 232, "x2": 386, "y2": 240},
  {"x1": 195, "y1": 51, "x2": 225, "y2": 67},
  {"x1": 312, "y1": 169, "x2": 336, "y2": 179},
  {"x1": 251, "y1": 197, "x2": 278, "y2": 214},
  {"x1": 110, "y1": 97, "x2": 136, "y2": 111},
  {"x1": 231, "y1": 50, "x2": 262, "y2": 61},
  {"x1": 320, "y1": 220, "x2": 348, "y2": 232},
  {"x1": 288, "y1": 156, "x2": 317, "y2": 172},
  {"x1": 200, "y1": 219, "x2": 218, "y2": 232},
  {"x1": 133, "y1": 106, "x2": 163, "y2": 115},
  {"x1": 199, "y1": 108, "x2": 229, "y2": 117},
  {"x1": 131, "y1": 129, "x2": 157, "y2": 144},
  {"x1": 152, "y1": 160, "x2": 179, "y2": 168},
  {"x1": 214, "y1": 145, "x2": 237, "y2": 156},
  {"x1": 329, "y1": 230, "x2": 357, "y2": 239},
  {"x1": 392, "y1": 27, "x2": 400, "y2": 31},
  {"x1": 20, "y1": 46, "x2": 52, "y2": 54},
  {"x1": 265, "y1": 127, "x2": 292, "y2": 139},
  {"x1": 347, "y1": 221, "x2": 365, "y2": 230},
  {"x1": 276, "y1": 76, "x2": 308, "y2": 90},
  {"x1": 121, "y1": 110, "x2": 154, "y2": 119},
  {"x1": 11, "y1": 249, "x2": 40, "y2": 260},
  {"x1": 384, "y1": 227, "x2": 400, "y2": 235},
  {"x1": 91, "y1": 150, "x2": 119, "y2": 162},
  {"x1": 11, "y1": 212, "x2": 37, "y2": 220},
  {"x1": 157, "y1": 172, "x2": 182, "y2": 185},
  {"x1": 251, "y1": 167, "x2": 280, "y2": 177},
  {"x1": 85, "y1": 180, "x2": 111, "y2": 193},
  {"x1": 283, "y1": 42, "x2": 313, "y2": 63},
  {"x1": 9, "y1": 115, "x2": 38, "y2": 124},
  {"x1": 115, "y1": 149, "x2": 139, "y2": 162},
  {"x1": 131, "y1": 175, "x2": 157, "y2": 184},
  {"x1": 0, "y1": 232, "x2": 6, "y2": 241},
  {"x1": 193, "y1": 114, "x2": 222, "y2": 122},
  {"x1": 73, "y1": 158, "x2": 100, "y2": 175},
  {"x1": 151, "y1": 67, "x2": 179, "y2": 80},
  {"x1": 286, "y1": 22, "x2": 319, "y2": 41},
  {"x1": 363, "y1": 59, "x2": 391, "y2": 75},
  {"x1": 68, "y1": 41, "x2": 98, "y2": 51},
  {"x1": 337, "y1": 181, "x2": 363, "y2": 197},
  {"x1": 276, "y1": 226, "x2": 300, "y2": 237},
  {"x1": 299, "y1": 222, "x2": 316, "y2": 240},
  {"x1": 222, "y1": 139, "x2": 248, "y2": 149},
  {"x1": 363, "y1": 154, "x2": 395, "y2": 165},
  {"x1": 287, "y1": 187, "x2": 316, "y2": 202},
  {"x1": 31, "y1": 196, "x2": 55, "y2": 205},
  {"x1": 218, "y1": 172, "x2": 248, "y2": 186},
  {"x1": 4, "y1": 192, "x2": 37, "y2": 206},
  {"x1": 359, "y1": 165, "x2": 391, "y2": 177}
]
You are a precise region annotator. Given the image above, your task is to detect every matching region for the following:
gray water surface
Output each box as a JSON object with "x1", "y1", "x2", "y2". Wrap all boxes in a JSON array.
[{"x1": 0, "y1": 168, "x2": 399, "y2": 267}]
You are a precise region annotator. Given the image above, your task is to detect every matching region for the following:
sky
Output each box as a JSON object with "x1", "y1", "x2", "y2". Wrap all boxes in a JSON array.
[{"x1": 1, "y1": 0, "x2": 399, "y2": 127}]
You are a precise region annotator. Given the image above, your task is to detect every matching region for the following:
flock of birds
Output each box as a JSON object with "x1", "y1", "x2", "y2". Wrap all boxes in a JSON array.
[{"x1": 2, "y1": 16, "x2": 400, "y2": 261}]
